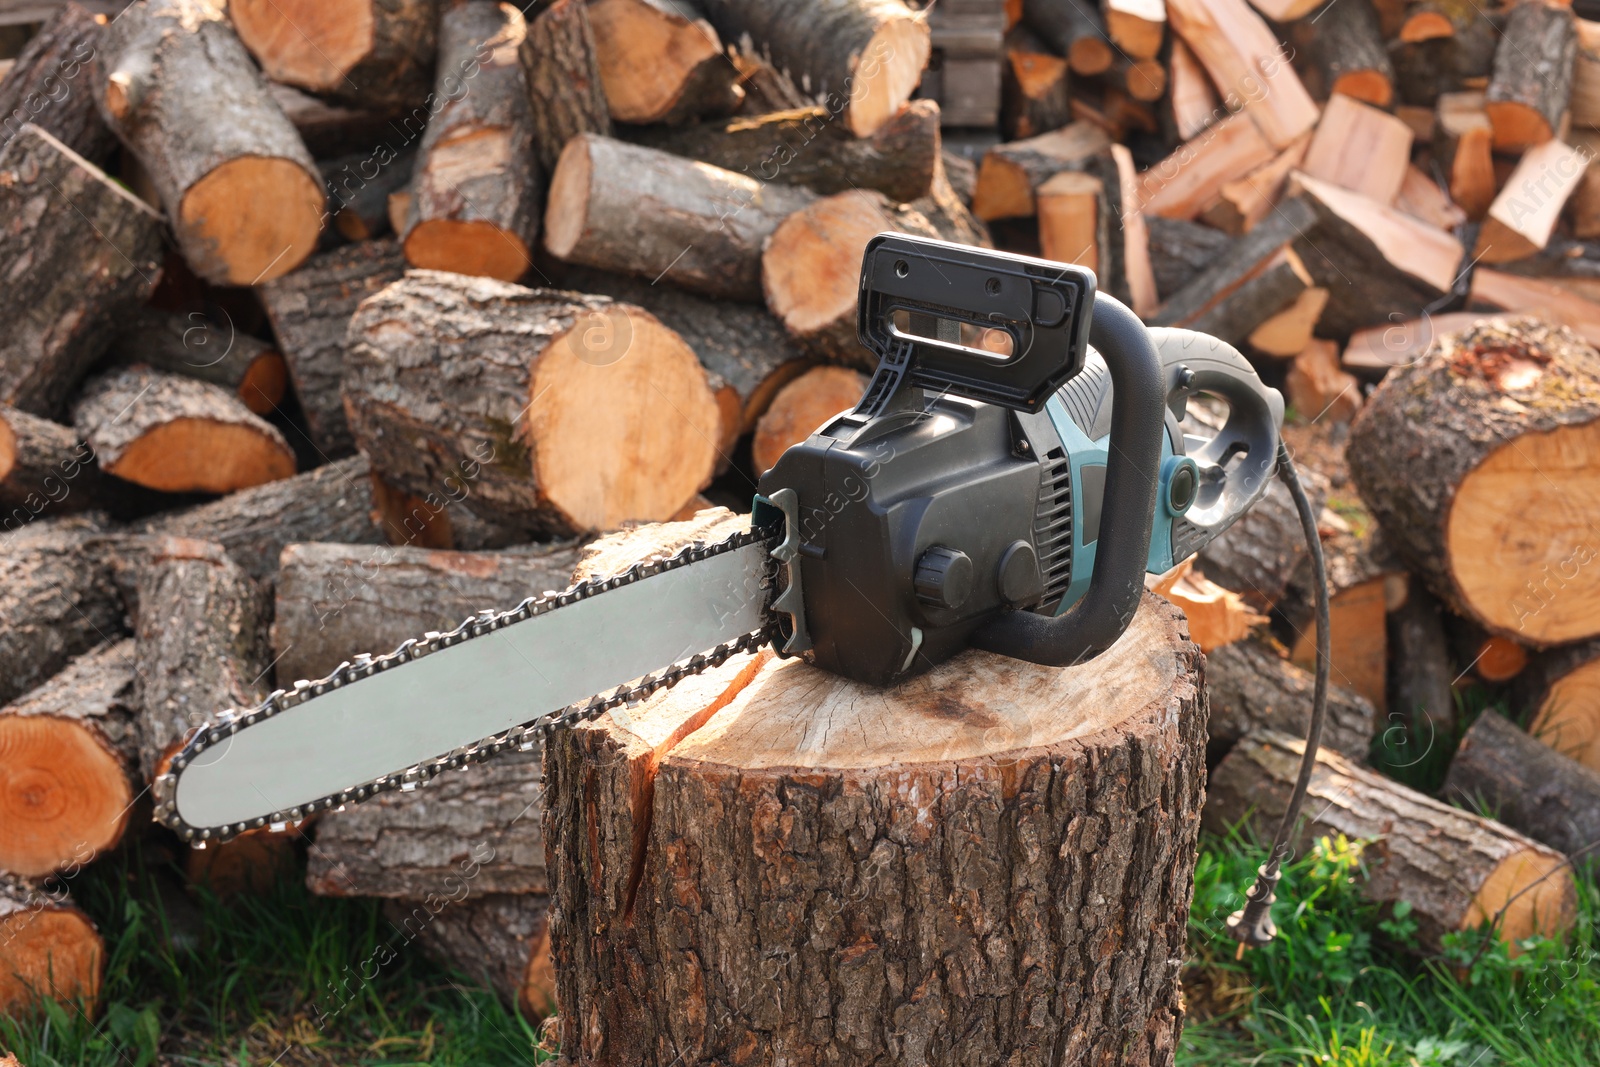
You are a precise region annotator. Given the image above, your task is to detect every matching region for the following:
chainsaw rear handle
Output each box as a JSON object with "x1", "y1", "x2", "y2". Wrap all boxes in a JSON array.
[{"x1": 971, "y1": 291, "x2": 1166, "y2": 667}]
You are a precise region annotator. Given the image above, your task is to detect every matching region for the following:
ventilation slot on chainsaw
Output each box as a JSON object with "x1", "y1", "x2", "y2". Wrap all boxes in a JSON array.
[{"x1": 1034, "y1": 450, "x2": 1074, "y2": 613}]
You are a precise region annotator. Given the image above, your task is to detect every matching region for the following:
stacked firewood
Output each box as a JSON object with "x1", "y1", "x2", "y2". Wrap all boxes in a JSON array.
[{"x1": 2, "y1": 0, "x2": 1600, "y2": 1027}]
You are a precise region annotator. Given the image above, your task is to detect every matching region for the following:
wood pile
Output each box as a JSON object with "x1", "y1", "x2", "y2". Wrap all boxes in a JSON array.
[{"x1": 2, "y1": 0, "x2": 1600, "y2": 1036}]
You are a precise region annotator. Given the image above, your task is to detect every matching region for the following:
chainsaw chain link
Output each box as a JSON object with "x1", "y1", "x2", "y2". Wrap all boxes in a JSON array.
[{"x1": 152, "y1": 526, "x2": 783, "y2": 845}]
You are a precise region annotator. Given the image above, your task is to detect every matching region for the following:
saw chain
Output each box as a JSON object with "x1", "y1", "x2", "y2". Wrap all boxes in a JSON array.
[{"x1": 151, "y1": 525, "x2": 783, "y2": 845}]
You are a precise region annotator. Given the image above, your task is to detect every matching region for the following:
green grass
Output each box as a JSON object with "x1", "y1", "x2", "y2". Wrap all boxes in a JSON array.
[{"x1": 1, "y1": 839, "x2": 554, "y2": 1066}]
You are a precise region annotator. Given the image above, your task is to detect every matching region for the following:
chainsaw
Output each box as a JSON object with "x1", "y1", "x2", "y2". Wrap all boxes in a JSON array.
[{"x1": 154, "y1": 234, "x2": 1329, "y2": 946}]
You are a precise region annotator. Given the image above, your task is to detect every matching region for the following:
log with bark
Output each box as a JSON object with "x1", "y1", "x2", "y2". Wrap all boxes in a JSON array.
[
  {"x1": 1105, "y1": 0, "x2": 1166, "y2": 59},
  {"x1": 108, "y1": 308, "x2": 288, "y2": 417},
  {"x1": 72, "y1": 366, "x2": 296, "y2": 494},
  {"x1": 0, "y1": 639, "x2": 139, "y2": 878},
  {"x1": 1300, "y1": 93, "x2": 1413, "y2": 206},
  {"x1": 367, "y1": 469, "x2": 532, "y2": 551},
  {"x1": 257, "y1": 239, "x2": 407, "y2": 458},
  {"x1": 1518, "y1": 638, "x2": 1600, "y2": 774},
  {"x1": 1022, "y1": 0, "x2": 1111, "y2": 75},
  {"x1": 1575, "y1": 18, "x2": 1600, "y2": 130},
  {"x1": 548, "y1": 514, "x2": 1205, "y2": 1064},
  {"x1": 0, "y1": 2, "x2": 115, "y2": 164},
  {"x1": 1166, "y1": 0, "x2": 1319, "y2": 149},
  {"x1": 1485, "y1": 2, "x2": 1576, "y2": 153},
  {"x1": 1282, "y1": 520, "x2": 1402, "y2": 712},
  {"x1": 585, "y1": 0, "x2": 742, "y2": 125},
  {"x1": 95, "y1": 0, "x2": 324, "y2": 284},
  {"x1": 1468, "y1": 270, "x2": 1600, "y2": 350},
  {"x1": 228, "y1": 0, "x2": 437, "y2": 109},
  {"x1": 545, "y1": 133, "x2": 814, "y2": 302},
  {"x1": 1196, "y1": 463, "x2": 1329, "y2": 612},
  {"x1": 0, "y1": 877, "x2": 103, "y2": 1015},
  {"x1": 522, "y1": 0, "x2": 610, "y2": 174},
  {"x1": 383, "y1": 893, "x2": 556, "y2": 1019},
  {"x1": 322, "y1": 145, "x2": 417, "y2": 242},
  {"x1": 971, "y1": 119, "x2": 1111, "y2": 220},
  {"x1": 750, "y1": 365, "x2": 864, "y2": 473},
  {"x1": 344, "y1": 270, "x2": 722, "y2": 534},
  {"x1": 1291, "y1": 0, "x2": 1393, "y2": 107},
  {"x1": 1146, "y1": 214, "x2": 1231, "y2": 299},
  {"x1": 1348, "y1": 317, "x2": 1600, "y2": 647},
  {"x1": 1473, "y1": 139, "x2": 1589, "y2": 265},
  {"x1": 1388, "y1": 577, "x2": 1458, "y2": 735},
  {"x1": 1436, "y1": 90, "x2": 1496, "y2": 221},
  {"x1": 400, "y1": 1, "x2": 540, "y2": 283},
  {"x1": 697, "y1": 0, "x2": 931, "y2": 138},
  {"x1": 1340, "y1": 311, "x2": 1483, "y2": 374},
  {"x1": 271, "y1": 539, "x2": 583, "y2": 685},
  {"x1": 1445, "y1": 710, "x2": 1600, "y2": 876},
  {"x1": 627, "y1": 98, "x2": 940, "y2": 204},
  {"x1": 0, "y1": 516, "x2": 124, "y2": 707},
  {"x1": 1205, "y1": 637, "x2": 1376, "y2": 761},
  {"x1": 0, "y1": 406, "x2": 103, "y2": 520},
  {"x1": 1001, "y1": 25, "x2": 1070, "y2": 141},
  {"x1": 1151, "y1": 197, "x2": 1314, "y2": 337},
  {"x1": 134, "y1": 537, "x2": 269, "y2": 780},
  {"x1": 0, "y1": 124, "x2": 163, "y2": 418},
  {"x1": 1207, "y1": 730, "x2": 1577, "y2": 953}
]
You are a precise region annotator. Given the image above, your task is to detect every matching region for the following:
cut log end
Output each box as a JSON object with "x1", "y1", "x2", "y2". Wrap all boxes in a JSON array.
[
  {"x1": 752, "y1": 366, "x2": 865, "y2": 474},
  {"x1": 0, "y1": 716, "x2": 131, "y2": 878},
  {"x1": 1332, "y1": 72, "x2": 1394, "y2": 108},
  {"x1": 404, "y1": 219, "x2": 532, "y2": 282},
  {"x1": 587, "y1": 0, "x2": 734, "y2": 124},
  {"x1": 229, "y1": 0, "x2": 373, "y2": 92},
  {"x1": 1484, "y1": 101, "x2": 1555, "y2": 154},
  {"x1": 179, "y1": 157, "x2": 324, "y2": 285},
  {"x1": 1469, "y1": 847, "x2": 1576, "y2": 945},
  {"x1": 762, "y1": 189, "x2": 888, "y2": 337},
  {"x1": 1398, "y1": 13, "x2": 1454, "y2": 43},
  {"x1": 542, "y1": 134, "x2": 590, "y2": 259},
  {"x1": 238, "y1": 351, "x2": 290, "y2": 416},
  {"x1": 1530, "y1": 657, "x2": 1600, "y2": 770},
  {"x1": 106, "y1": 417, "x2": 297, "y2": 494},
  {"x1": 1069, "y1": 37, "x2": 1113, "y2": 76},
  {"x1": 0, "y1": 891, "x2": 102, "y2": 1016},
  {"x1": 846, "y1": 16, "x2": 932, "y2": 137}
]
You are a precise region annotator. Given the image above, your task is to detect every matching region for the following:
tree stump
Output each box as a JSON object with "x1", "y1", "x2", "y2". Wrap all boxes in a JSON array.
[{"x1": 546, "y1": 581, "x2": 1206, "y2": 1065}]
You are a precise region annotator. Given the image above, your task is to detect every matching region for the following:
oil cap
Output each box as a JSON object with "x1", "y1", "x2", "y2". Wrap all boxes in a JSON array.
[{"x1": 914, "y1": 547, "x2": 973, "y2": 610}]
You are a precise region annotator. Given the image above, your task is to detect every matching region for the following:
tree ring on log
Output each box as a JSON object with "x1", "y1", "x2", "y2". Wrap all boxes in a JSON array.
[
  {"x1": 847, "y1": 16, "x2": 931, "y2": 138},
  {"x1": 404, "y1": 216, "x2": 534, "y2": 283},
  {"x1": 1529, "y1": 658, "x2": 1600, "y2": 770},
  {"x1": 0, "y1": 717, "x2": 131, "y2": 878},
  {"x1": 179, "y1": 157, "x2": 325, "y2": 285},
  {"x1": 0, "y1": 891, "x2": 102, "y2": 1014},
  {"x1": 229, "y1": 0, "x2": 375, "y2": 92}
]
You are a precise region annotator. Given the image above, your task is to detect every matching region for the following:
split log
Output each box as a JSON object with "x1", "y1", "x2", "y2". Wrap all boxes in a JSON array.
[
  {"x1": 1199, "y1": 133, "x2": 1308, "y2": 235},
  {"x1": 1206, "y1": 730, "x2": 1577, "y2": 953},
  {"x1": 1183, "y1": 250, "x2": 1311, "y2": 348},
  {"x1": 545, "y1": 133, "x2": 814, "y2": 302},
  {"x1": 750, "y1": 365, "x2": 864, "y2": 474},
  {"x1": 1104, "y1": 0, "x2": 1166, "y2": 59},
  {"x1": 1446, "y1": 711, "x2": 1600, "y2": 876},
  {"x1": 1248, "y1": 287, "x2": 1328, "y2": 358},
  {"x1": 1289, "y1": 172, "x2": 1463, "y2": 337},
  {"x1": 1473, "y1": 139, "x2": 1588, "y2": 265},
  {"x1": 1110, "y1": 143, "x2": 1159, "y2": 317},
  {"x1": 585, "y1": 0, "x2": 741, "y2": 126},
  {"x1": 1166, "y1": 0, "x2": 1319, "y2": 149},
  {"x1": 0, "y1": 406, "x2": 102, "y2": 518},
  {"x1": 257, "y1": 239, "x2": 407, "y2": 458},
  {"x1": 1388, "y1": 577, "x2": 1457, "y2": 735},
  {"x1": 1435, "y1": 90, "x2": 1496, "y2": 221},
  {"x1": 628, "y1": 98, "x2": 940, "y2": 204},
  {"x1": 108, "y1": 309, "x2": 287, "y2": 417},
  {"x1": 1300, "y1": 94, "x2": 1413, "y2": 206},
  {"x1": 762, "y1": 186, "x2": 989, "y2": 364},
  {"x1": 1518, "y1": 639, "x2": 1600, "y2": 773},
  {"x1": 0, "y1": 517, "x2": 124, "y2": 707},
  {"x1": 1348, "y1": 317, "x2": 1600, "y2": 646},
  {"x1": 521, "y1": 0, "x2": 609, "y2": 175},
  {"x1": 1197, "y1": 466, "x2": 1328, "y2": 612},
  {"x1": 695, "y1": 0, "x2": 930, "y2": 138},
  {"x1": 971, "y1": 120, "x2": 1111, "y2": 220},
  {"x1": 1023, "y1": 0, "x2": 1112, "y2": 75},
  {"x1": 134, "y1": 454, "x2": 386, "y2": 581},
  {"x1": 1395, "y1": 164, "x2": 1466, "y2": 232},
  {"x1": 1148, "y1": 557, "x2": 1267, "y2": 651},
  {"x1": 1138, "y1": 112, "x2": 1275, "y2": 222},
  {"x1": 1146, "y1": 215, "x2": 1230, "y2": 299},
  {"x1": 1152, "y1": 197, "x2": 1315, "y2": 333},
  {"x1": 1205, "y1": 639, "x2": 1375, "y2": 761},
  {"x1": 228, "y1": 0, "x2": 437, "y2": 109},
  {"x1": 0, "y1": 878, "x2": 103, "y2": 1015},
  {"x1": 1468, "y1": 270, "x2": 1600, "y2": 349},
  {"x1": 1283, "y1": 522, "x2": 1401, "y2": 713},
  {"x1": 309, "y1": 751, "x2": 547, "y2": 897},
  {"x1": 1570, "y1": 129, "x2": 1600, "y2": 240},
  {"x1": 134, "y1": 537, "x2": 269, "y2": 780},
  {"x1": 72, "y1": 366, "x2": 296, "y2": 494},
  {"x1": 322, "y1": 145, "x2": 416, "y2": 242},
  {"x1": 1341, "y1": 311, "x2": 1483, "y2": 374},
  {"x1": 1166, "y1": 36, "x2": 1218, "y2": 142},
  {"x1": 1485, "y1": 2, "x2": 1576, "y2": 153},
  {"x1": 0, "y1": 639, "x2": 138, "y2": 878},
  {"x1": 1001, "y1": 25, "x2": 1071, "y2": 141},
  {"x1": 1285, "y1": 339, "x2": 1361, "y2": 423},
  {"x1": 547, "y1": 586, "x2": 1205, "y2": 1064},
  {"x1": 400, "y1": 1, "x2": 539, "y2": 283},
  {"x1": 0, "y1": 124, "x2": 163, "y2": 418},
  {"x1": 1036, "y1": 169, "x2": 1101, "y2": 269},
  {"x1": 95, "y1": 0, "x2": 324, "y2": 284},
  {"x1": 1575, "y1": 18, "x2": 1600, "y2": 129},
  {"x1": 0, "y1": 2, "x2": 115, "y2": 164},
  {"x1": 271, "y1": 539, "x2": 583, "y2": 685},
  {"x1": 1104, "y1": 54, "x2": 1167, "y2": 103},
  {"x1": 383, "y1": 893, "x2": 556, "y2": 1019},
  {"x1": 344, "y1": 270, "x2": 722, "y2": 534},
  {"x1": 1294, "y1": 0, "x2": 1393, "y2": 107}
]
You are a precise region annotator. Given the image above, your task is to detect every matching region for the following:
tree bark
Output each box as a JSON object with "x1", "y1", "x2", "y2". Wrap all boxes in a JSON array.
[
  {"x1": 134, "y1": 537, "x2": 270, "y2": 780},
  {"x1": 383, "y1": 893, "x2": 556, "y2": 1018},
  {"x1": 95, "y1": 0, "x2": 324, "y2": 285},
  {"x1": 133, "y1": 454, "x2": 386, "y2": 582},
  {"x1": 0, "y1": 638, "x2": 139, "y2": 878},
  {"x1": 544, "y1": 133, "x2": 815, "y2": 302},
  {"x1": 0, "y1": 877, "x2": 103, "y2": 1016},
  {"x1": 0, "y1": 124, "x2": 163, "y2": 418},
  {"x1": 1289, "y1": 0, "x2": 1393, "y2": 107},
  {"x1": 751, "y1": 365, "x2": 864, "y2": 473},
  {"x1": 1146, "y1": 215, "x2": 1230, "y2": 300},
  {"x1": 585, "y1": 0, "x2": 743, "y2": 125},
  {"x1": 1152, "y1": 198, "x2": 1314, "y2": 329},
  {"x1": 522, "y1": 0, "x2": 610, "y2": 175},
  {"x1": 972, "y1": 120, "x2": 1112, "y2": 220},
  {"x1": 0, "y1": 516, "x2": 125, "y2": 708},
  {"x1": 1206, "y1": 729, "x2": 1577, "y2": 954},
  {"x1": 366, "y1": 468, "x2": 533, "y2": 551},
  {"x1": 229, "y1": 0, "x2": 437, "y2": 109},
  {"x1": 108, "y1": 308, "x2": 288, "y2": 417},
  {"x1": 1485, "y1": 2, "x2": 1576, "y2": 153},
  {"x1": 1388, "y1": 577, "x2": 1458, "y2": 735},
  {"x1": 1204, "y1": 638, "x2": 1375, "y2": 762},
  {"x1": 1348, "y1": 317, "x2": 1600, "y2": 646},
  {"x1": 548, "y1": 570, "x2": 1205, "y2": 1065},
  {"x1": 257, "y1": 240, "x2": 407, "y2": 458},
  {"x1": 695, "y1": 0, "x2": 931, "y2": 138},
  {"x1": 1196, "y1": 465, "x2": 1329, "y2": 612},
  {"x1": 1001, "y1": 26, "x2": 1071, "y2": 141},
  {"x1": 271, "y1": 539, "x2": 583, "y2": 686},
  {"x1": 0, "y1": 2, "x2": 115, "y2": 165},
  {"x1": 1445, "y1": 710, "x2": 1600, "y2": 878},
  {"x1": 322, "y1": 145, "x2": 416, "y2": 242},
  {"x1": 1516, "y1": 638, "x2": 1600, "y2": 775},
  {"x1": 1023, "y1": 0, "x2": 1111, "y2": 75},
  {"x1": 72, "y1": 366, "x2": 296, "y2": 494},
  {"x1": 400, "y1": 0, "x2": 540, "y2": 283},
  {"x1": 343, "y1": 270, "x2": 722, "y2": 535},
  {"x1": 0, "y1": 405, "x2": 103, "y2": 520}
]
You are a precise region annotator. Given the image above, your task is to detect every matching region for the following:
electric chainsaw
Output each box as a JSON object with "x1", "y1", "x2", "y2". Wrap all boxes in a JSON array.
[{"x1": 154, "y1": 234, "x2": 1329, "y2": 946}]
